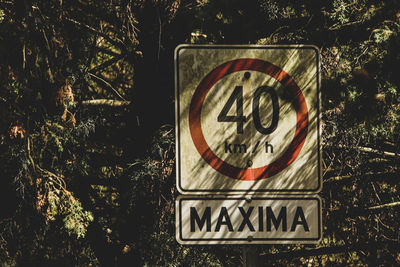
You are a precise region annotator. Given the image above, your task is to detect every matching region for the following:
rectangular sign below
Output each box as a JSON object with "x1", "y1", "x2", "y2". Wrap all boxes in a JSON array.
[{"x1": 176, "y1": 195, "x2": 322, "y2": 245}]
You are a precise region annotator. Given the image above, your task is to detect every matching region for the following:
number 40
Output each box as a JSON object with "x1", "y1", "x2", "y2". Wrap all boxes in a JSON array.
[{"x1": 217, "y1": 85, "x2": 279, "y2": 135}]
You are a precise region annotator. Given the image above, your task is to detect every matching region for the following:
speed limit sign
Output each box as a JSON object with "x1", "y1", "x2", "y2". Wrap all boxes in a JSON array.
[{"x1": 175, "y1": 45, "x2": 321, "y2": 194}]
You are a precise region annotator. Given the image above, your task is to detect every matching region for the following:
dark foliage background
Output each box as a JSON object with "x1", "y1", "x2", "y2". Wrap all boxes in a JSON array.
[{"x1": 0, "y1": 0, "x2": 399, "y2": 266}]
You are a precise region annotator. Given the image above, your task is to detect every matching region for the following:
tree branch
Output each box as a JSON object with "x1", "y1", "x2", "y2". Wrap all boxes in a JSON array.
[
  {"x1": 330, "y1": 200, "x2": 400, "y2": 219},
  {"x1": 81, "y1": 99, "x2": 131, "y2": 107},
  {"x1": 266, "y1": 243, "x2": 368, "y2": 261},
  {"x1": 368, "y1": 201, "x2": 400, "y2": 210},
  {"x1": 89, "y1": 55, "x2": 123, "y2": 74},
  {"x1": 328, "y1": 144, "x2": 399, "y2": 159},
  {"x1": 64, "y1": 17, "x2": 125, "y2": 51},
  {"x1": 264, "y1": 240, "x2": 400, "y2": 261},
  {"x1": 324, "y1": 171, "x2": 400, "y2": 184},
  {"x1": 87, "y1": 72, "x2": 126, "y2": 101},
  {"x1": 95, "y1": 46, "x2": 122, "y2": 58},
  {"x1": 356, "y1": 146, "x2": 399, "y2": 158}
]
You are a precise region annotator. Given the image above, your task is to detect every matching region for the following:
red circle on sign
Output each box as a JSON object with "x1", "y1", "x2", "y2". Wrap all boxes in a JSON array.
[{"x1": 189, "y1": 58, "x2": 308, "y2": 181}]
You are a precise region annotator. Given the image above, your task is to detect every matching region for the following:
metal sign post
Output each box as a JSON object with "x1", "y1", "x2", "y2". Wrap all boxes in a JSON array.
[{"x1": 243, "y1": 246, "x2": 260, "y2": 267}]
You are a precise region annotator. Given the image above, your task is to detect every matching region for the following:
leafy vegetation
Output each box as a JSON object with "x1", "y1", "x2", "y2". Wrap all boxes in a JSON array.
[{"x1": 0, "y1": 0, "x2": 399, "y2": 266}]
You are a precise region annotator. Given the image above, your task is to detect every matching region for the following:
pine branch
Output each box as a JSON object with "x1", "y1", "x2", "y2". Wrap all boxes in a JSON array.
[
  {"x1": 64, "y1": 17, "x2": 125, "y2": 51},
  {"x1": 368, "y1": 201, "x2": 400, "y2": 210},
  {"x1": 324, "y1": 171, "x2": 400, "y2": 184},
  {"x1": 330, "y1": 200, "x2": 400, "y2": 219},
  {"x1": 356, "y1": 146, "x2": 399, "y2": 158},
  {"x1": 81, "y1": 99, "x2": 131, "y2": 107},
  {"x1": 264, "y1": 240, "x2": 400, "y2": 261},
  {"x1": 87, "y1": 73, "x2": 126, "y2": 101},
  {"x1": 266, "y1": 243, "x2": 368, "y2": 260},
  {"x1": 327, "y1": 144, "x2": 399, "y2": 158},
  {"x1": 89, "y1": 54, "x2": 123, "y2": 74}
]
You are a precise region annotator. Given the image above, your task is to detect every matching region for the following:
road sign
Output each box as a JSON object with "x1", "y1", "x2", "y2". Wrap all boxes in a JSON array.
[
  {"x1": 175, "y1": 45, "x2": 321, "y2": 194},
  {"x1": 176, "y1": 195, "x2": 322, "y2": 244}
]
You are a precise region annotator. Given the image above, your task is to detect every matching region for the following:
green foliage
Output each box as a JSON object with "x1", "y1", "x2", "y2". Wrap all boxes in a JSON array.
[
  {"x1": 41, "y1": 182, "x2": 94, "y2": 239},
  {"x1": 62, "y1": 197, "x2": 94, "y2": 239},
  {"x1": 0, "y1": 0, "x2": 400, "y2": 266}
]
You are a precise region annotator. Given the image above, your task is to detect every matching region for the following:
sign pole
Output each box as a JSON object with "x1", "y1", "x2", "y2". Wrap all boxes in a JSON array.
[{"x1": 243, "y1": 246, "x2": 260, "y2": 267}]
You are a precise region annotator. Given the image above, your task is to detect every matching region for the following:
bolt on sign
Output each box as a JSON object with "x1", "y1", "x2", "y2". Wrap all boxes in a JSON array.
[
  {"x1": 175, "y1": 45, "x2": 321, "y2": 194},
  {"x1": 176, "y1": 195, "x2": 322, "y2": 244}
]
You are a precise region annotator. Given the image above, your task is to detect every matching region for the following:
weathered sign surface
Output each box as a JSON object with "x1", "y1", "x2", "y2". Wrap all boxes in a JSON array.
[
  {"x1": 175, "y1": 45, "x2": 321, "y2": 194},
  {"x1": 176, "y1": 195, "x2": 322, "y2": 244}
]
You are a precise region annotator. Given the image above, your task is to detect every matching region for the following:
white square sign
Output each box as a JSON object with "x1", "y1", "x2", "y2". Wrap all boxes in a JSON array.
[{"x1": 175, "y1": 45, "x2": 321, "y2": 194}]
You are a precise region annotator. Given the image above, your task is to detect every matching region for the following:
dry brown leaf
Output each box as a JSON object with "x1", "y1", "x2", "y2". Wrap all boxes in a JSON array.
[{"x1": 9, "y1": 124, "x2": 26, "y2": 139}]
